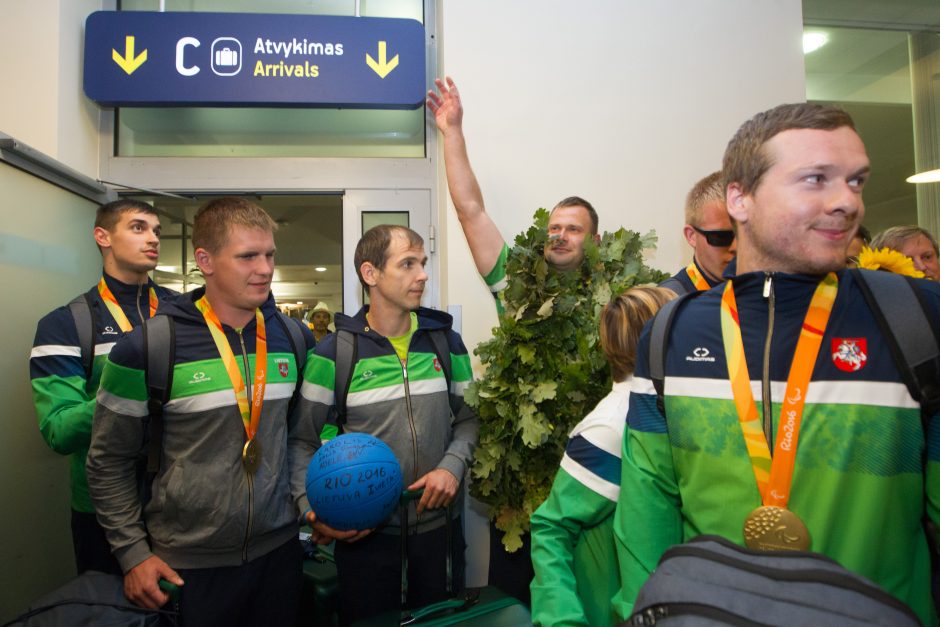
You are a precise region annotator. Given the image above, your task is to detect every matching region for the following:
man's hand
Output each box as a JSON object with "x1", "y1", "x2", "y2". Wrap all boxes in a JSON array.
[
  {"x1": 305, "y1": 510, "x2": 371, "y2": 544},
  {"x1": 408, "y1": 468, "x2": 459, "y2": 515},
  {"x1": 427, "y1": 76, "x2": 463, "y2": 135},
  {"x1": 124, "y1": 555, "x2": 183, "y2": 610}
]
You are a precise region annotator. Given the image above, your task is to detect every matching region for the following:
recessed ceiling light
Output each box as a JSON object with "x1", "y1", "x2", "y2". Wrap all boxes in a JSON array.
[
  {"x1": 907, "y1": 168, "x2": 940, "y2": 184},
  {"x1": 803, "y1": 32, "x2": 828, "y2": 54},
  {"x1": 315, "y1": 266, "x2": 327, "y2": 272}
]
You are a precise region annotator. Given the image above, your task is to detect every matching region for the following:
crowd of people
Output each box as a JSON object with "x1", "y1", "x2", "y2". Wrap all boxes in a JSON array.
[{"x1": 25, "y1": 75, "x2": 940, "y2": 626}]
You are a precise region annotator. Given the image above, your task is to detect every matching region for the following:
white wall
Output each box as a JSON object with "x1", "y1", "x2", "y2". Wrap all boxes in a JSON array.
[
  {"x1": 437, "y1": 0, "x2": 807, "y2": 368},
  {"x1": 0, "y1": 0, "x2": 101, "y2": 176}
]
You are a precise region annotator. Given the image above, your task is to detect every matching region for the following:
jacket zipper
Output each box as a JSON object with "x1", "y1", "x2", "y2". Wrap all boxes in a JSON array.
[
  {"x1": 237, "y1": 328, "x2": 254, "y2": 562},
  {"x1": 135, "y1": 282, "x2": 145, "y2": 325},
  {"x1": 401, "y1": 359, "x2": 420, "y2": 489},
  {"x1": 761, "y1": 273, "x2": 775, "y2": 449}
]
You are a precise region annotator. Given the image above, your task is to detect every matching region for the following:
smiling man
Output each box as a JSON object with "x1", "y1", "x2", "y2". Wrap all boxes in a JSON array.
[
  {"x1": 300, "y1": 225, "x2": 478, "y2": 624},
  {"x1": 614, "y1": 103, "x2": 940, "y2": 625},
  {"x1": 30, "y1": 199, "x2": 175, "y2": 577},
  {"x1": 428, "y1": 77, "x2": 600, "y2": 315},
  {"x1": 86, "y1": 198, "x2": 319, "y2": 625},
  {"x1": 661, "y1": 171, "x2": 737, "y2": 294}
]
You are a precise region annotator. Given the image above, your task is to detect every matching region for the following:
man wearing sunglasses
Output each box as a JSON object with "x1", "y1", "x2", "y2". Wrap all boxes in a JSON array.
[{"x1": 661, "y1": 171, "x2": 736, "y2": 295}]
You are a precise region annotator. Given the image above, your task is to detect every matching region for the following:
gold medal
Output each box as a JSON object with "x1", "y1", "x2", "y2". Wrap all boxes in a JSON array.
[
  {"x1": 242, "y1": 439, "x2": 261, "y2": 475},
  {"x1": 743, "y1": 505, "x2": 811, "y2": 551}
]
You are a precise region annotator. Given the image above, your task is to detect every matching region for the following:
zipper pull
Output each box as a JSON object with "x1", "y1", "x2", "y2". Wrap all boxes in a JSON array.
[{"x1": 763, "y1": 273, "x2": 773, "y2": 299}]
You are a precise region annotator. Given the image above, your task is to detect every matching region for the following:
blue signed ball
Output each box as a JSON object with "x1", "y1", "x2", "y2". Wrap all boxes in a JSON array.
[{"x1": 306, "y1": 433, "x2": 403, "y2": 531}]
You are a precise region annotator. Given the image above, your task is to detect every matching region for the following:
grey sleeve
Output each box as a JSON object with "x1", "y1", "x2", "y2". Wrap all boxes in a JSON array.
[{"x1": 86, "y1": 394, "x2": 151, "y2": 573}]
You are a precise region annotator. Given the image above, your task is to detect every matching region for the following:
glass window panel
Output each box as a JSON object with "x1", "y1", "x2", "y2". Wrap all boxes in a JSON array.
[
  {"x1": 116, "y1": 0, "x2": 425, "y2": 158},
  {"x1": 804, "y1": 26, "x2": 918, "y2": 233},
  {"x1": 362, "y1": 211, "x2": 409, "y2": 232}
]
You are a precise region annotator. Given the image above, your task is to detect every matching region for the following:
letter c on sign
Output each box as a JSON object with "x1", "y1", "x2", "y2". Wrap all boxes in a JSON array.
[{"x1": 176, "y1": 37, "x2": 200, "y2": 76}]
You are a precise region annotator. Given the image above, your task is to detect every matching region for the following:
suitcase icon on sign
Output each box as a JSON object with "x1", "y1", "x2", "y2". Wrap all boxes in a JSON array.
[{"x1": 211, "y1": 37, "x2": 242, "y2": 76}]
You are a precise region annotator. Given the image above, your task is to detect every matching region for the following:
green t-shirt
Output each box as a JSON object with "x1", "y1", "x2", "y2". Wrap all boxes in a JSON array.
[
  {"x1": 482, "y1": 244, "x2": 510, "y2": 315},
  {"x1": 387, "y1": 312, "x2": 418, "y2": 363}
]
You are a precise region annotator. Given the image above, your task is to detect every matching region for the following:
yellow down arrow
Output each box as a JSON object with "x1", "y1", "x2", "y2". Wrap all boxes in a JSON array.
[
  {"x1": 112, "y1": 36, "x2": 148, "y2": 75},
  {"x1": 366, "y1": 41, "x2": 399, "y2": 79}
]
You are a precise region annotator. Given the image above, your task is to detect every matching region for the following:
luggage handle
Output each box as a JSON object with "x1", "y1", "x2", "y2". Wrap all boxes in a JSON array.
[{"x1": 399, "y1": 589, "x2": 480, "y2": 626}]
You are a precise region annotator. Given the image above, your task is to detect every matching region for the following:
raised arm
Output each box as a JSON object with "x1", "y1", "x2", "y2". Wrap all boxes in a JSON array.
[{"x1": 427, "y1": 76, "x2": 506, "y2": 276}]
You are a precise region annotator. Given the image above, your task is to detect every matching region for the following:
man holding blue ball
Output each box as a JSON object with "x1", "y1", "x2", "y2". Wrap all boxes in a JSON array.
[{"x1": 300, "y1": 225, "x2": 479, "y2": 625}]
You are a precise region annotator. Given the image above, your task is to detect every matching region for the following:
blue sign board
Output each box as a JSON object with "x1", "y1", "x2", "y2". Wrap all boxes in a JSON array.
[{"x1": 83, "y1": 11, "x2": 426, "y2": 108}]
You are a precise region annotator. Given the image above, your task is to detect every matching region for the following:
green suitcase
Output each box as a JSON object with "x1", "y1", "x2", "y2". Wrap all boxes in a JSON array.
[{"x1": 300, "y1": 535, "x2": 339, "y2": 627}]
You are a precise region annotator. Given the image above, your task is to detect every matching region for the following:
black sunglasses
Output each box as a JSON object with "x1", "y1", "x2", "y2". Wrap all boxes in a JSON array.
[{"x1": 692, "y1": 226, "x2": 735, "y2": 248}]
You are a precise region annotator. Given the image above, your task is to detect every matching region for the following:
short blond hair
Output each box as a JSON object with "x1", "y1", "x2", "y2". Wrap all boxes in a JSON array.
[
  {"x1": 600, "y1": 285, "x2": 677, "y2": 382},
  {"x1": 192, "y1": 197, "x2": 277, "y2": 253},
  {"x1": 684, "y1": 171, "x2": 725, "y2": 226}
]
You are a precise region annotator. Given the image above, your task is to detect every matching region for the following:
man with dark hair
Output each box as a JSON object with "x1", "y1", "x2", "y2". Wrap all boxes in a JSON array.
[
  {"x1": 872, "y1": 225, "x2": 940, "y2": 280},
  {"x1": 661, "y1": 171, "x2": 736, "y2": 294},
  {"x1": 87, "y1": 197, "x2": 320, "y2": 623},
  {"x1": 427, "y1": 77, "x2": 600, "y2": 314},
  {"x1": 300, "y1": 224, "x2": 478, "y2": 624},
  {"x1": 30, "y1": 198, "x2": 174, "y2": 576},
  {"x1": 614, "y1": 102, "x2": 940, "y2": 625}
]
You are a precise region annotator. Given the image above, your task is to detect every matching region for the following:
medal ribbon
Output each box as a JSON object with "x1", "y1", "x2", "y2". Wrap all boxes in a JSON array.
[
  {"x1": 195, "y1": 295, "x2": 266, "y2": 440},
  {"x1": 720, "y1": 273, "x2": 838, "y2": 507},
  {"x1": 98, "y1": 277, "x2": 159, "y2": 332},
  {"x1": 685, "y1": 263, "x2": 711, "y2": 291}
]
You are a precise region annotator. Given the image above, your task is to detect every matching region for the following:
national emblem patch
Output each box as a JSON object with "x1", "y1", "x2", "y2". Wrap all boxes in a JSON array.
[{"x1": 831, "y1": 338, "x2": 867, "y2": 372}]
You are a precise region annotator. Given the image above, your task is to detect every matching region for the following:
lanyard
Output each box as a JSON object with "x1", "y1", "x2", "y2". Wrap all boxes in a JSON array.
[
  {"x1": 98, "y1": 277, "x2": 158, "y2": 332},
  {"x1": 685, "y1": 263, "x2": 711, "y2": 291},
  {"x1": 720, "y1": 273, "x2": 838, "y2": 507},
  {"x1": 195, "y1": 295, "x2": 267, "y2": 441}
]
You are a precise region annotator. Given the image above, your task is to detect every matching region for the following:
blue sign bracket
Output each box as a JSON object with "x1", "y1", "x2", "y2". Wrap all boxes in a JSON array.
[{"x1": 83, "y1": 11, "x2": 426, "y2": 108}]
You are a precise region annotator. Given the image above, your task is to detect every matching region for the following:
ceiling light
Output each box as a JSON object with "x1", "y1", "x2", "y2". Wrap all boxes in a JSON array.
[
  {"x1": 803, "y1": 32, "x2": 828, "y2": 54},
  {"x1": 907, "y1": 169, "x2": 940, "y2": 184},
  {"x1": 315, "y1": 266, "x2": 327, "y2": 272}
]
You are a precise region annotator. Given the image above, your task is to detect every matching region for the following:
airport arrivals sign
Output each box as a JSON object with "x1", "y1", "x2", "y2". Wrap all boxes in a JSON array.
[{"x1": 83, "y1": 11, "x2": 426, "y2": 108}]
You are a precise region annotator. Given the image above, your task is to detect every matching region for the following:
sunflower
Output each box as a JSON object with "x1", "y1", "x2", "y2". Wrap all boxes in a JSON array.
[{"x1": 857, "y1": 246, "x2": 925, "y2": 278}]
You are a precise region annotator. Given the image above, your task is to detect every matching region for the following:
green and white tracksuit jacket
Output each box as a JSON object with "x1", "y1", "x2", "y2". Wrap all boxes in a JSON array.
[
  {"x1": 30, "y1": 273, "x2": 176, "y2": 513},
  {"x1": 614, "y1": 269, "x2": 940, "y2": 626},
  {"x1": 86, "y1": 288, "x2": 318, "y2": 572},
  {"x1": 531, "y1": 379, "x2": 631, "y2": 627},
  {"x1": 299, "y1": 306, "x2": 478, "y2": 533}
]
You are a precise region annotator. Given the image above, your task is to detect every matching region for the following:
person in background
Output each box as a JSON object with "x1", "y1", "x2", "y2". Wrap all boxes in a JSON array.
[
  {"x1": 871, "y1": 224, "x2": 939, "y2": 280},
  {"x1": 660, "y1": 171, "x2": 736, "y2": 294},
  {"x1": 530, "y1": 285, "x2": 676, "y2": 627},
  {"x1": 845, "y1": 224, "x2": 871, "y2": 267},
  {"x1": 30, "y1": 199, "x2": 174, "y2": 576},
  {"x1": 307, "y1": 301, "x2": 333, "y2": 343}
]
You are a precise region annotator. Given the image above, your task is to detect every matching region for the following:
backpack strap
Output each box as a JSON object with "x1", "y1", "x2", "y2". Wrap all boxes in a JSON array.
[
  {"x1": 68, "y1": 292, "x2": 96, "y2": 380},
  {"x1": 333, "y1": 330, "x2": 358, "y2": 429},
  {"x1": 649, "y1": 291, "x2": 700, "y2": 415},
  {"x1": 143, "y1": 315, "x2": 174, "y2": 477},
  {"x1": 850, "y1": 268, "x2": 940, "y2": 419},
  {"x1": 275, "y1": 312, "x2": 309, "y2": 416}
]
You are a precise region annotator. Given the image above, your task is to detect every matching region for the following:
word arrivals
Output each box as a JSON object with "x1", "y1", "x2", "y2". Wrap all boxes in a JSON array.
[{"x1": 254, "y1": 60, "x2": 319, "y2": 78}]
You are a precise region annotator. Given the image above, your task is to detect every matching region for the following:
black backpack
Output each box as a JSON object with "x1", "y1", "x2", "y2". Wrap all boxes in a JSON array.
[{"x1": 141, "y1": 312, "x2": 309, "y2": 479}]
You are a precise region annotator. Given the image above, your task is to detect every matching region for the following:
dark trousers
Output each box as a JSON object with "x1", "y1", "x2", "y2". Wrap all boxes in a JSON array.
[
  {"x1": 175, "y1": 537, "x2": 303, "y2": 627},
  {"x1": 70, "y1": 509, "x2": 122, "y2": 576},
  {"x1": 334, "y1": 518, "x2": 465, "y2": 626},
  {"x1": 487, "y1": 521, "x2": 533, "y2": 606}
]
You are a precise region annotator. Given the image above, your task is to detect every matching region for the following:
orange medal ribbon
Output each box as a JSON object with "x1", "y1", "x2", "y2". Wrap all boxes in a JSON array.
[
  {"x1": 685, "y1": 263, "x2": 711, "y2": 292},
  {"x1": 98, "y1": 277, "x2": 159, "y2": 332},
  {"x1": 195, "y1": 295, "x2": 266, "y2": 441},
  {"x1": 720, "y1": 273, "x2": 838, "y2": 507}
]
